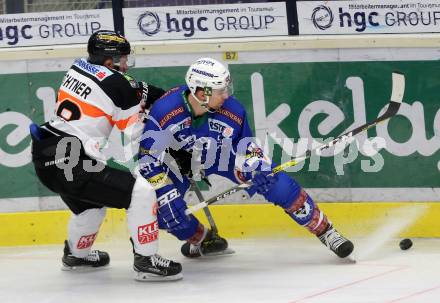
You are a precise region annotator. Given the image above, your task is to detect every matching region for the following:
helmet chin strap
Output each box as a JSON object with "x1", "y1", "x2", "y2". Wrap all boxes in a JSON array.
[{"x1": 192, "y1": 93, "x2": 217, "y2": 113}]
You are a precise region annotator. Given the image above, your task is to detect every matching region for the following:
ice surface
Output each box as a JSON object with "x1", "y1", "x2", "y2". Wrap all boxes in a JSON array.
[{"x1": 1, "y1": 236, "x2": 440, "y2": 303}]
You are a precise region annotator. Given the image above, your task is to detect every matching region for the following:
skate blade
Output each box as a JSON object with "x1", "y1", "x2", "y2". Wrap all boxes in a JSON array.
[
  {"x1": 61, "y1": 263, "x2": 109, "y2": 272},
  {"x1": 134, "y1": 271, "x2": 183, "y2": 282},
  {"x1": 201, "y1": 248, "x2": 235, "y2": 257}
]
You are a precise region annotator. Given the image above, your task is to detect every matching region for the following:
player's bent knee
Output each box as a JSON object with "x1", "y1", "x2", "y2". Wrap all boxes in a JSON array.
[
  {"x1": 72, "y1": 207, "x2": 107, "y2": 227},
  {"x1": 267, "y1": 172, "x2": 302, "y2": 209},
  {"x1": 168, "y1": 215, "x2": 199, "y2": 240}
]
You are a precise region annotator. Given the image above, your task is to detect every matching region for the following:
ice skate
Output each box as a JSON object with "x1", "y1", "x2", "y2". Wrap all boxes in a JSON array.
[
  {"x1": 133, "y1": 253, "x2": 183, "y2": 281},
  {"x1": 318, "y1": 224, "x2": 354, "y2": 258},
  {"x1": 61, "y1": 240, "x2": 110, "y2": 270},
  {"x1": 181, "y1": 230, "x2": 233, "y2": 258}
]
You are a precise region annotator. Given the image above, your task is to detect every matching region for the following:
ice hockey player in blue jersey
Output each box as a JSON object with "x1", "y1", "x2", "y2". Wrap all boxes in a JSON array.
[{"x1": 138, "y1": 57, "x2": 354, "y2": 260}]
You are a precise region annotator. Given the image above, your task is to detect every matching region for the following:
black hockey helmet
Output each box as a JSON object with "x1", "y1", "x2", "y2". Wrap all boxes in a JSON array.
[{"x1": 87, "y1": 30, "x2": 131, "y2": 65}]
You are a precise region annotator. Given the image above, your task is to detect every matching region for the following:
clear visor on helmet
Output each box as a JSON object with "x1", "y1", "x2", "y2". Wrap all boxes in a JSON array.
[
  {"x1": 113, "y1": 51, "x2": 135, "y2": 72},
  {"x1": 209, "y1": 82, "x2": 234, "y2": 98}
]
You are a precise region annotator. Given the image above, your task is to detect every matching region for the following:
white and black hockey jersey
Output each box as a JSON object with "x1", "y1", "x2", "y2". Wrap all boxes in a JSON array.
[{"x1": 45, "y1": 58, "x2": 164, "y2": 161}]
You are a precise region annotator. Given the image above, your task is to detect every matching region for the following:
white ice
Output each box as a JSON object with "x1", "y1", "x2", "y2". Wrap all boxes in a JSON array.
[{"x1": 1, "y1": 236, "x2": 440, "y2": 303}]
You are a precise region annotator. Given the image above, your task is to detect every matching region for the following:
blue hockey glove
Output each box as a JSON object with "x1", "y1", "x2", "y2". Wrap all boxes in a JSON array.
[
  {"x1": 250, "y1": 172, "x2": 278, "y2": 196},
  {"x1": 157, "y1": 188, "x2": 191, "y2": 231}
]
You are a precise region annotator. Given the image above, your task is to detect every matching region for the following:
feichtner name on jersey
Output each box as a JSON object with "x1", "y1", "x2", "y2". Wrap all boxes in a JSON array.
[{"x1": 62, "y1": 74, "x2": 92, "y2": 100}]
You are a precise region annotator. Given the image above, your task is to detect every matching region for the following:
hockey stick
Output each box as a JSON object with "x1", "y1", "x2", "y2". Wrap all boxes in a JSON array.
[
  {"x1": 189, "y1": 178, "x2": 219, "y2": 235},
  {"x1": 185, "y1": 71, "x2": 405, "y2": 216}
]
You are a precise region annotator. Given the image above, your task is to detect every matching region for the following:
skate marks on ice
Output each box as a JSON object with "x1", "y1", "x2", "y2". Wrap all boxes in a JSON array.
[{"x1": 351, "y1": 204, "x2": 428, "y2": 262}]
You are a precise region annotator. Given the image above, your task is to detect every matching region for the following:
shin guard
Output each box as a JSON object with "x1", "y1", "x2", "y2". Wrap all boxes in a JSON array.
[{"x1": 284, "y1": 189, "x2": 329, "y2": 236}]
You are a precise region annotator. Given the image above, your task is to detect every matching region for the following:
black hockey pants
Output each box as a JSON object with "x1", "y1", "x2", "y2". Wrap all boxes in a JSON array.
[{"x1": 30, "y1": 123, "x2": 135, "y2": 215}]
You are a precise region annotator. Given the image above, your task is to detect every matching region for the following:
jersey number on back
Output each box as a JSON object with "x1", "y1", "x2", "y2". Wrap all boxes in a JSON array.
[{"x1": 56, "y1": 99, "x2": 82, "y2": 121}]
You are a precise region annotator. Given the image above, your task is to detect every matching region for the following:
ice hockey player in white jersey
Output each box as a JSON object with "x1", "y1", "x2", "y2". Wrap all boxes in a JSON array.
[{"x1": 30, "y1": 30, "x2": 182, "y2": 281}]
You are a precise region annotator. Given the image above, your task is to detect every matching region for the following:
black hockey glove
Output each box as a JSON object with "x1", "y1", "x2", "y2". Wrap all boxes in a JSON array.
[
  {"x1": 168, "y1": 148, "x2": 193, "y2": 177},
  {"x1": 138, "y1": 82, "x2": 166, "y2": 111},
  {"x1": 137, "y1": 81, "x2": 149, "y2": 109}
]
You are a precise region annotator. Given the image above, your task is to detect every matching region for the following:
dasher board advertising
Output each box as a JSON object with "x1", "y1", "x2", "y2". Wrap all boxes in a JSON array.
[
  {"x1": 297, "y1": 1, "x2": 440, "y2": 34},
  {"x1": 124, "y1": 2, "x2": 288, "y2": 41}
]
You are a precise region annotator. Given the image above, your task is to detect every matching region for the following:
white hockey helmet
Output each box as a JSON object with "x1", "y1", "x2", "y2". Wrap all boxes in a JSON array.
[{"x1": 185, "y1": 58, "x2": 233, "y2": 110}]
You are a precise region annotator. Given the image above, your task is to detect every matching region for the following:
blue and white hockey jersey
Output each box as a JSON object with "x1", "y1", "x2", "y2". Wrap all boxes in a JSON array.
[
  {"x1": 139, "y1": 85, "x2": 325, "y2": 240},
  {"x1": 138, "y1": 85, "x2": 267, "y2": 202}
]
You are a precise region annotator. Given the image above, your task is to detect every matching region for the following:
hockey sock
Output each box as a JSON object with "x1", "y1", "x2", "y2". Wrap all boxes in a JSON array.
[
  {"x1": 284, "y1": 189, "x2": 329, "y2": 236},
  {"x1": 68, "y1": 207, "x2": 106, "y2": 258},
  {"x1": 126, "y1": 176, "x2": 159, "y2": 256}
]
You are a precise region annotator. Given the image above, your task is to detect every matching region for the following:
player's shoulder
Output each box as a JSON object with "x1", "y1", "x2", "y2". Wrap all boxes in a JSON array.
[
  {"x1": 70, "y1": 58, "x2": 115, "y2": 82},
  {"x1": 158, "y1": 85, "x2": 186, "y2": 101},
  {"x1": 224, "y1": 96, "x2": 246, "y2": 115},
  {"x1": 70, "y1": 58, "x2": 133, "y2": 92},
  {"x1": 148, "y1": 85, "x2": 187, "y2": 127},
  {"x1": 215, "y1": 96, "x2": 247, "y2": 126},
  {"x1": 150, "y1": 85, "x2": 185, "y2": 110}
]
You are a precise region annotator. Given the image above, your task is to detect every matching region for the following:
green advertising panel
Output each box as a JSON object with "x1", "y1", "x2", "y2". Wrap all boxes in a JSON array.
[
  {"x1": 227, "y1": 61, "x2": 440, "y2": 188},
  {"x1": 0, "y1": 60, "x2": 439, "y2": 199}
]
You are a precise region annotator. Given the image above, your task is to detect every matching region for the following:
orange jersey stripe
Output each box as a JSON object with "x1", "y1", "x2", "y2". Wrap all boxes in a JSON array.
[
  {"x1": 114, "y1": 113, "x2": 139, "y2": 130},
  {"x1": 57, "y1": 89, "x2": 112, "y2": 120},
  {"x1": 57, "y1": 89, "x2": 140, "y2": 130}
]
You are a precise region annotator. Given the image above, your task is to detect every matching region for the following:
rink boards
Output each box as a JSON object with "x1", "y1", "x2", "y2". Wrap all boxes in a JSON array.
[
  {"x1": 1, "y1": 202, "x2": 440, "y2": 246},
  {"x1": 0, "y1": 35, "x2": 440, "y2": 246}
]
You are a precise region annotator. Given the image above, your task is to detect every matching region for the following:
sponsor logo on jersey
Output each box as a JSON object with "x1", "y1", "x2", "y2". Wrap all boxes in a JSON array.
[
  {"x1": 138, "y1": 221, "x2": 159, "y2": 244},
  {"x1": 217, "y1": 108, "x2": 243, "y2": 126},
  {"x1": 96, "y1": 71, "x2": 107, "y2": 80},
  {"x1": 208, "y1": 118, "x2": 234, "y2": 137},
  {"x1": 160, "y1": 106, "x2": 185, "y2": 127},
  {"x1": 74, "y1": 58, "x2": 111, "y2": 81},
  {"x1": 77, "y1": 232, "x2": 98, "y2": 249},
  {"x1": 222, "y1": 126, "x2": 234, "y2": 138},
  {"x1": 169, "y1": 117, "x2": 191, "y2": 134},
  {"x1": 208, "y1": 118, "x2": 228, "y2": 132}
]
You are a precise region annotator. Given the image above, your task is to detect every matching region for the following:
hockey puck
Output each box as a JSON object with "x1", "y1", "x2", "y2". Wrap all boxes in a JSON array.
[{"x1": 399, "y1": 238, "x2": 413, "y2": 250}]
